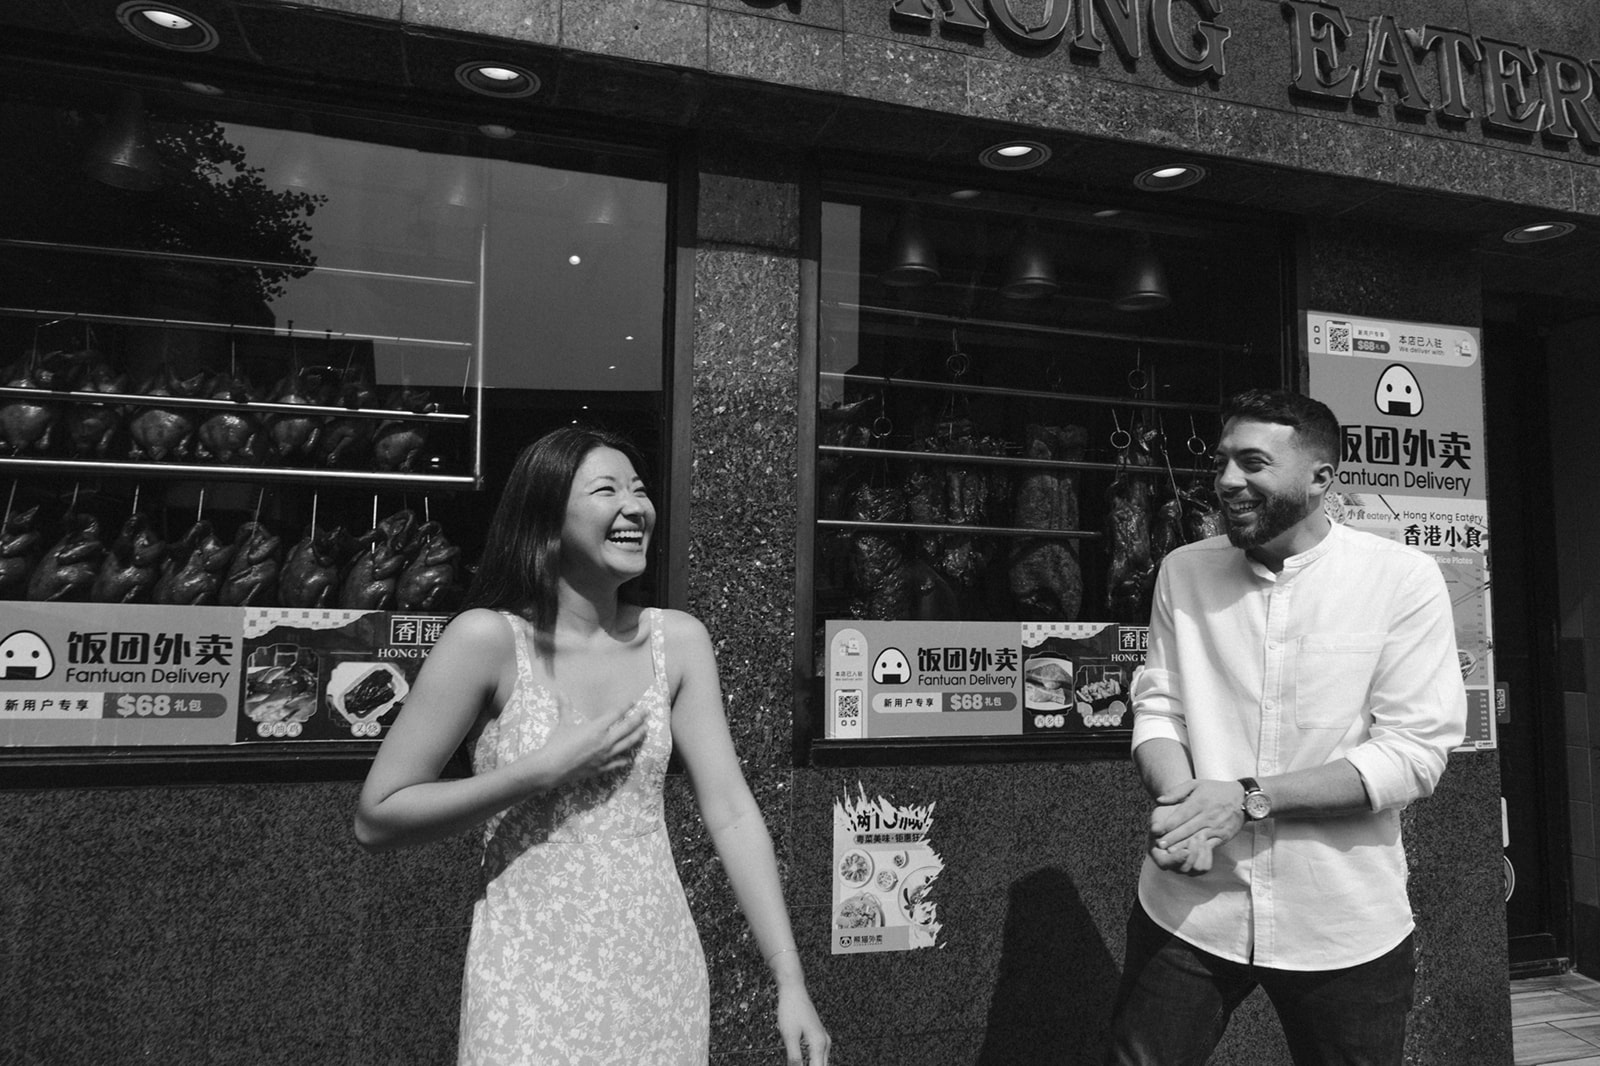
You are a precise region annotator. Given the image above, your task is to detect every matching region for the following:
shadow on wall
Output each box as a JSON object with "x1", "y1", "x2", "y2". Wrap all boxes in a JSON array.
[{"x1": 977, "y1": 867, "x2": 1121, "y2": 1064}]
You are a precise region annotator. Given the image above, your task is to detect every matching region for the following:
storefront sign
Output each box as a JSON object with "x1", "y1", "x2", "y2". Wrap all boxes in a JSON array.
[
  {"x1": 825, "y1": 619, "x2": 1143, "y2": 739},
  {"x1": 1283, "y1": 1, "x2": 1599, "y2": 142},
  {"x1": 885, "y1": 0, "x2": 1600, "y2": 147},
  {"x1": 1304, "y1": 311, "x2": 1497, "y2": 750},
  {"x1": 0, "y1": 602, "x2": 445, "y2": 748},
  {"x1": 891, "y1": 0, "x2": 1228, "y2": 77},
  {"x1": 832, "y1": 785, "x2": 943, "y2": 954}
]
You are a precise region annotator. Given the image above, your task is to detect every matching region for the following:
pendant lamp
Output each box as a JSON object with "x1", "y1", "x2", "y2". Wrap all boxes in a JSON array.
[
  {"x1": 1112, "y1": 232, "x2": 1171, "y2": 312},
  {"x1": 88, "y1": 90, "x2": 163, "y2": 191},
  {"x1": 879, "y1": 207, "x2": 940, "y2": 287},
  {"x1": 999, "y1": 226, "x2": 1059, "y2": 299}
]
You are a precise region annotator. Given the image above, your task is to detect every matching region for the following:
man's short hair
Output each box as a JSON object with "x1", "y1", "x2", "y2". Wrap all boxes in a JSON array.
[{"x1": 1220, "y1": 388, "x2": 1341, "y2": 469}]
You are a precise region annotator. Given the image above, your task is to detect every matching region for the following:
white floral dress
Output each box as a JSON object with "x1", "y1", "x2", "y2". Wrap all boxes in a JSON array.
[{"x1": 458, "y1": 609, "x2": 709, "y2": 1065}]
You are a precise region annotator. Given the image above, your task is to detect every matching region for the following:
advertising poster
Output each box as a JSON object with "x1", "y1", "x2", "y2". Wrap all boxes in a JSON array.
[
  {"x1": 832, "y1": 785, "x2": 943, "y2": 954},
  {"x1": 0, "y1": 602, "x2": 446, "y2": 748},
  {"x1": 239, "y1": 608, "x2": 447, "y2": 742},
  {"x1": 825, "y1": 619, "x2": 1145, "y2": 740},
  {"x1": 0, "y1": 602, "x2": 241, "y2": 747},
  {"x1": 1304, "y1": 311, "x2": 1496, "y2": 749}
]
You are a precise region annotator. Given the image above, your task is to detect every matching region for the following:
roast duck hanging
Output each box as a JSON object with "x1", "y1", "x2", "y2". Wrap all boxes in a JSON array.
[
  {"x1": 1, "y1": 347, "x2": 84, "y2": 455},
  {"x1": 0, "y1": 503, "x2": 45, "y2": 599},
  {"x1": 279, "y1": 525, "x2": 351, "y2": 609},
  {"x1": 63, "y1": 358, "x2": 129, "y2": 458},
  {"x1": 90, "y1": 512, "x2": 166, "y2": 603},
  {"x1": 265, "y1": 360, "x2": 328, "y2": 462},
  {"x1": 127, "y1": 362, "x2": 206, "y2": 462},
  {"x1": 219, "y1": 521, "x2": 283, "y2": 606},
  {"x1": 395, "y1": 519, "x2": 460, "y2": 612},
  {"x1": 152, "y1": 519, "x2": 236, "y2": 605},
  {"x1": 27, "y1": 512, "x2": 105, "y2": 601},
  {"x1": 372, "y1": 386, "x2": 435, "y2": 472},
  {"x1": 1105, "y1": 419, "x2": 1159, "y2": 622},
  {"x1": 339, "y1": 508, "x2": 418, "y2": 610},
  {"x1": 316, "y1": 365, "x2": 377, "y2": 467},
  {"x1": 195, "y1": 369, "x2": 266, "y2": 465}
]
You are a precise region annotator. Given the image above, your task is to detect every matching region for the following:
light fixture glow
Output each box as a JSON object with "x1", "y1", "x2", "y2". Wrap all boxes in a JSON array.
[
  {"x1": 568, "y1": 255, "x2": 582, "y2": 266},
  {"x1": 455, "y1": 61, "x2": 541, "y2": 98},
  {"x1": 116, "y1": 2, "x2": 219, "y2": 51},
  {"x1": 181, "y1": 81, "x2": 224, "y2": 96},
  {"x1": 140, "y1": 9, "x2": 192, "y2": 29},
  {"x1": 979, "y1": 140, "x2": 1052, "y2": 171},
  {"x1": 1133, "y1": 163, "x2": 1207, "y2": 192},
  {"x1": 1504, "y1": 221, "x2": 1574, "y2": 243},
  {"x1": 478, "y1": 124, "x2": 517, "y2": 139},
  {"x1": 949, "y1": 189, "x2": 982, "y2": 200}
]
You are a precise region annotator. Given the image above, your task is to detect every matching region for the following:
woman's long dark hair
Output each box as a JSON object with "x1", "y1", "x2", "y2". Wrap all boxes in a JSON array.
[{"x1": 460, "y1": 424, "x2": 648, "y2": 632}]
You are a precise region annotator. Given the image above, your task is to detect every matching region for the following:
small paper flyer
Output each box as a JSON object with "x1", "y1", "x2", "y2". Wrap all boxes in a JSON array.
[{"x1": 832, "y1": 784, "x2": 943, "y2": 954}]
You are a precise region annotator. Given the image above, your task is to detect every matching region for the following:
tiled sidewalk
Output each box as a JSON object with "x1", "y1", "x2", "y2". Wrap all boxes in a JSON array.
[{"x1": 1513, "y1": 972, "x2": 1600, "y2": 1065}]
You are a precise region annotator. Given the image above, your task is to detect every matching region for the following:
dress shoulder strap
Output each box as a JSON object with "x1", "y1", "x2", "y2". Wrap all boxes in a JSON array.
[
  {"x1": 647, "y1": 607, "x2": 668, "y2": 685},
  {"x1": 499, "y1": 610, "x2": 532, "y2": 684}
]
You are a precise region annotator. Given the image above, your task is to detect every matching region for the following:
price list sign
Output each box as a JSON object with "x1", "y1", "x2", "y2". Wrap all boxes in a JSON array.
[
  {"x1": 825, "y1": 620, "x2": 1143, "y2": 740},
  {"x1": 0, "y1": 603, "x2": 239, "y2": 747}
]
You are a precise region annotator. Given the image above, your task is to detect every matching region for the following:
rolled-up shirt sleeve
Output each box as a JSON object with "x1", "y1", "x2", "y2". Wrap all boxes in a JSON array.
[
  {"x1": 1344, "y1": 559, "x2": 1468, "y2": 811},
  {"x1": 1131, "y1": 566, "x2": 1189, "y2": 752}
]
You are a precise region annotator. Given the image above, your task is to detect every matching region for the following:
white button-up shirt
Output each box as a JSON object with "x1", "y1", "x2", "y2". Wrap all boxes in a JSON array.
[{"x1": 1131, "y1": 521, "x2": 1468, "y2": 970}]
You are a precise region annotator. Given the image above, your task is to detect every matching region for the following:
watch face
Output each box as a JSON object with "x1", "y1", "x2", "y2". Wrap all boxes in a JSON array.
[{"x1": 1244, "y1": 792, "x2": 1272, "y2": 820}]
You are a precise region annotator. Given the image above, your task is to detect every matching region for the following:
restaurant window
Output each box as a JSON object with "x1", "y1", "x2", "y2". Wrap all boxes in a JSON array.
[
  {"x1": 0, "y1": 63, "x2": 671, "y2": 773},
  {"x1": 804, "y1": 176, "x2": 1286, "y2": 761}
]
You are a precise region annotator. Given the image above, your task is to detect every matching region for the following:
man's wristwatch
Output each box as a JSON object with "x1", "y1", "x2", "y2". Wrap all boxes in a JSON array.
[{"x1": 1239, "y1": 777, "x2": 1272, "y2": 821}]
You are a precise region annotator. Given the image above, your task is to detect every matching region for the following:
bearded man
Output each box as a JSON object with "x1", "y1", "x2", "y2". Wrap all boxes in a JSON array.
[{"x1": 1103, "y1": 388, "x2": 1467, "y2": 1066}]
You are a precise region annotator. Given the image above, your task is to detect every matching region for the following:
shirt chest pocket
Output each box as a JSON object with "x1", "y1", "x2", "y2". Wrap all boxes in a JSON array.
[{"x1": 1290, "y1": 633, "x2": 1385, "y2": 730}]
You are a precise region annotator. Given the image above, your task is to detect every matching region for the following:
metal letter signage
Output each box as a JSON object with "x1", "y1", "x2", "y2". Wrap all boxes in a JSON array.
[{"x1": 880, "y1": 0, "x2": 1600, "y2": 150}]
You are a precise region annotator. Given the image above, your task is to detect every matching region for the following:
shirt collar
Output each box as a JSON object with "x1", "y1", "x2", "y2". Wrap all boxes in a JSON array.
[{"x1": 1244, "y1": 517, "x2": 1341, "y2": 580}]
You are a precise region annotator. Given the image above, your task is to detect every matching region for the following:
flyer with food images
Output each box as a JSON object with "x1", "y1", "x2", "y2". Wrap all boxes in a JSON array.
[
  {"x1": 238, "y1": 607, "x2": 447, "y2": 742},
  {"x1": 832, "y1": 785, "x2": 943, "y2": 955},
  {"x1": 825, "y1": 619, "x2": 1145, "y2": 740}
]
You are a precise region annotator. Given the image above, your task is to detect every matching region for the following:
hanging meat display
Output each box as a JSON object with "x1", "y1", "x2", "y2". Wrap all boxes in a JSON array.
[
  {"x1": 339, "y1": 508, "x2": 418, "y2": 610},
  {"x1": 926, "y1": 418, "x2": 1007, "y2": 595},
  {"x1": 279, "y1": 525, "x2": 351, "y2": 609},
  {"x1": 63, "y1": 356, "x2": 128, "y2": 458},
  {"x1": 1008, "y1": 423, "x2": 1087, "y2": 621},
  {"x1": 195, "y1": 369, "x2": 266, "y2": 464},
  {"x1": 151, "y1": 519, "x2": 235, "y2": 605},
  {"x1": 127, "y1": 362, "x2": 205, "y2": 462},
  {"x1": 0, "y1": 502, "x2": 44, "y2": 599},
  {"x1": 264, "y1": 360, "x2": 327, "y2": 461},
  {"x1": 846, "y1": 481, "x2": 912, "y2": 620},
  {"x1": 316, "y1": 364, "x2": 377, "y2": 467},
  {"x1": 90, "y1": 512, "x2": 166, "y2": 603},
  {"x1": 371, "y1": 387, "x2": 435, "y2": 472},
  {"x1": 396, "y1": 519, "x2": 461, "y2": 611},
  {"x1": 26, "y1": 512, "x2": 105, "y2": 601},
  {"x1": 1, "y1": 348, "x2": 80, "y2": 455},
  {"x1": 1105, "y1": 419, "x2": 1158, "y2": 622},
  {"x1": 219, "y1": 521, "x2": 283, "y2": 606}
]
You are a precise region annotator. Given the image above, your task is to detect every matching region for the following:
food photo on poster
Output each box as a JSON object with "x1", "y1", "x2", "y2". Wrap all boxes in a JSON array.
[{"x1": 832, "y1": 784, "x2": 944, "y2": 954}]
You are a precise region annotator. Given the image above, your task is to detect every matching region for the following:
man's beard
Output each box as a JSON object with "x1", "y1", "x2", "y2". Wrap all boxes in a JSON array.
[{"x1": 1224, "y1": 491, "x2": 1311, "y2": 550}]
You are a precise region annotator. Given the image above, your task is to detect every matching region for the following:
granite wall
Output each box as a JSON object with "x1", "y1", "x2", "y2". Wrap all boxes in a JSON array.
[{"x1": 0, "y1": 149, "x2": 1513, "y2": 1065}]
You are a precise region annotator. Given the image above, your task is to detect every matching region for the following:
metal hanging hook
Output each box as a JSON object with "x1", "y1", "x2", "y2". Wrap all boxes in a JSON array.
[{"x1": 1110, "y1": 409, "x2": 1132, "y2": 453}]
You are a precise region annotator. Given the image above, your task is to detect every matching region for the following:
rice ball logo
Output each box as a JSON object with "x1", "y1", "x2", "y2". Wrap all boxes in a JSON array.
[
  {"x1": 0, "y1": 630, "x2": 55, "y2": 680},
  {"x1": 1375, "y1": 364, "x2": 1423, "y2": 417},
  {"x1": 872, "y1": 648, "x2": 911, "y2": 685}
]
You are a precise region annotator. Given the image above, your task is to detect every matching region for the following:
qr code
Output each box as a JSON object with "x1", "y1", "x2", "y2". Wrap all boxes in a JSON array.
[
  {"x1": 836, "y1": 690, "x2": 862, "y2": 721},
  {"x1": 1327, "y1": 322, "x2": 1351, "y2": 353}
]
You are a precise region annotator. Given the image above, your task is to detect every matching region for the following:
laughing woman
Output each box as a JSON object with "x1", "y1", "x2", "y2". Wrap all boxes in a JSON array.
[{"x1": 354, "y1": 425, "x2": 829, "y2": 1066}]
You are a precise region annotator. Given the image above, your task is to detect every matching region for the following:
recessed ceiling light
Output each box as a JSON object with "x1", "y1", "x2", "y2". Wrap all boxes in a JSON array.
[
  {"x1": 1133, "y1": 163, "x2": 1207, "y2": 191},
  {"x1": 568, "y1": 255, "x2": 582, "y2": 266},
  {"x1": 1504, "y1": 221, "x2": 1575, "y2": 243},
  {"x1": 116, "y1": 2, "x2": 218, "y2": 51},
  {"x1": 455, "y1": 61, "x2": 541, "y2": 98},
  {"x1": 979, "y1": 140, "x2": 1052, "y2": 171}
]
